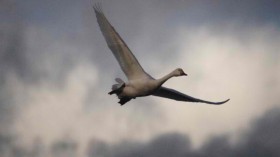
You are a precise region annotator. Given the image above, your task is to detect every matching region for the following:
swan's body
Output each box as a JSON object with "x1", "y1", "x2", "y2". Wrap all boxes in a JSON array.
[
  {"x1": 117, "y1": 69, "x2": 182, "y2": 97},
  {"x1": 93, "y1": 5, "x2": 229, "y2": 105}
]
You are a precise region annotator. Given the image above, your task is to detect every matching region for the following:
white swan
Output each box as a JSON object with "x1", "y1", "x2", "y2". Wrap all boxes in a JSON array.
[{"x1": 93, "y1": 5, "x2": 230, "y2": 105}]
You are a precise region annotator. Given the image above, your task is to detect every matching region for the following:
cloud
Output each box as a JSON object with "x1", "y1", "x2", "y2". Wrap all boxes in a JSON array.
[
  {"x1": 1, "y1": 107, "x2": 280, "y2": 157},
  {"x1": 13, "y1": 60, "x2": 164, "y2": 149},
  {"x1": 87, "y1": 133, "x2": 192, "y2": 157},
  {"x1": 86, "y1": 107, "x2": 280, "y2": 157}
]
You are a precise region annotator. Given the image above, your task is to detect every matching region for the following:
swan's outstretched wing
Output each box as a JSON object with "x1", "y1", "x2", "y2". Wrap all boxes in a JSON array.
[
  {"x1": 93, "y1": 5, "x2": 148, "y2": 80},
  {"x1": 152, "y1": 87, "x2": 230, "y2": 105}
]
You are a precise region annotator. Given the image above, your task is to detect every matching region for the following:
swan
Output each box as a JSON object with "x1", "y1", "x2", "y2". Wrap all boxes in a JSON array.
[{"x1": 93, "y1": 5, "x2": 230, "y2": 105}]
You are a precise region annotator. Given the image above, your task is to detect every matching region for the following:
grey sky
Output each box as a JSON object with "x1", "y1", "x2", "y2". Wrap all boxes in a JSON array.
[{"x1": 1, "y1": 0, "x2": 280, "y2": 156}]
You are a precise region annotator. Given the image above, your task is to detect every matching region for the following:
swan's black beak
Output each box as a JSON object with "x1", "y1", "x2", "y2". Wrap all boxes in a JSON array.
[{"x1": 182, "y1": 72, "x2": 187, "y2": 76}]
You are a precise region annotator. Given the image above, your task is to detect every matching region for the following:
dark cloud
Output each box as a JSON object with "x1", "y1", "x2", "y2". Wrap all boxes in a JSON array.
[
  {"x1": 215, "y1": 0, "x2": 280, "y2": 25},
  {"x1": 0, "y1": 0, "x2": 87, "y2": 85},
  {"x1": 86, "y1": 107, "x2": 280, "y2": 157},
  {"x1": 86, "y1": 134, "x2": 192, "y2": 157},
  {"x1": 0, "y1": 88, "x2": 14, "y2": 134},
  {"x1": 0, "y1": 135, "x2": 14, "y2": 156},
  {"x1": 0, "y1": 24, "x2": 28, "y2": 78},
  {"x1": 0, "y1": 0, "x2": 45, "y2": 84},
  {"x1": 152, "y1": 0, "x2": 280, "y2": 27},
  {"x1": 0, "y1": 1, "x2": 23, "y2": 135},
  {"x1": 50, "y1": 137, "x2": 78, "y2": 157},
  {"x1": 0, "y1": 0, "x2": 25, "y2": 77},
  {"x1": 236, "y1": 109, "x2": 280, "y2": 157},
  {"x1": 0, "y1": 0, "x2": 47, "y2": 136}
]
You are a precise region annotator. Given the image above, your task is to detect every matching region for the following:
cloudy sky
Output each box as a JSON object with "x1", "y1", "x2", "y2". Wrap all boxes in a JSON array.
[{"x1": 1, "y1": 0, "x2": 280, "y2": 156}]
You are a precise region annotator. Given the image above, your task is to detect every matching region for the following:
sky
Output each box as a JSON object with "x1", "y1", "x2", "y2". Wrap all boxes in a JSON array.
[{"x1": 1, "y1": 0, "x2": 280, "y2": 156}]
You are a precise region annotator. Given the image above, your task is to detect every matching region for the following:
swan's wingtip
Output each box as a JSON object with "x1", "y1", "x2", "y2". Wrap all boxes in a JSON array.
[
  {"x1": 92, "y1": 3, "x2": 102, "y2": 12},
  {"x1": 217, "y1": 98, "x2": 230, "y2": 105}
]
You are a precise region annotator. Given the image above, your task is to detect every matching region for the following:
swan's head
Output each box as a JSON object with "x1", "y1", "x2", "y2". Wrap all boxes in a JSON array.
[{"x1": 174, "y1": 68, "x2": 187, "y2": 77}]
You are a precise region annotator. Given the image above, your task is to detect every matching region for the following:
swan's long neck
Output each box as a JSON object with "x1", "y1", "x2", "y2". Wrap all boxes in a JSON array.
[{"x1": 157, "y1": 71, "x2": 176, "y2": 86}]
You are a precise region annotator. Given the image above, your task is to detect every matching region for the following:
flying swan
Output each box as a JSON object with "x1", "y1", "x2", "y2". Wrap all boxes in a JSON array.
[{"x1": 93, "y1": 5, "x2": 230, "y2": 105}]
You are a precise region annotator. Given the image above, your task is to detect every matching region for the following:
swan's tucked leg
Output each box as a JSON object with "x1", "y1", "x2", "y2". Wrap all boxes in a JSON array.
[{"x1": 118, "y1": 97, "x2": 131, "y2": 105}]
